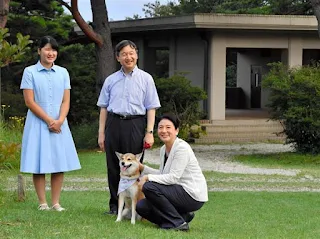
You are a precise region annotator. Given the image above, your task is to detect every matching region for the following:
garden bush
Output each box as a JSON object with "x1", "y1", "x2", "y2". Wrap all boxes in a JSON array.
[
  {"x1": 263, "y1": 62, "x2": 320, "y2": 154},
  {"x1": 0, "y1": 120, "x2": 22, "y2": 170},
  {"x1": 71, "y1": 121, "x2": 99, "y2": 150},
  {"x1": 155, "y1": 73, "x2": 207, "y2": 141}
]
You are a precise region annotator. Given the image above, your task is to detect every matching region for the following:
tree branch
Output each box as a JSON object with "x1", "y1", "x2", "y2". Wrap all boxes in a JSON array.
[
  {"x1": 55, "y1": 0, "x2": 103, "y2": 47},
  {"x1": 0, "y1": 0, "x2": 10, "y2": 28},
  {"x1": 71, "y1": 0, "x2": 103, "y2": 47},
  {"x1": 55, "y1": 0, "x2": 72, "y2": 12}
]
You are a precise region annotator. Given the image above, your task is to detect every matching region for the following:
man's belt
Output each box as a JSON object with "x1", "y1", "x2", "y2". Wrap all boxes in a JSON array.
[{"x1": 108, "y1": 112, "x2": 145, "y2": 120}]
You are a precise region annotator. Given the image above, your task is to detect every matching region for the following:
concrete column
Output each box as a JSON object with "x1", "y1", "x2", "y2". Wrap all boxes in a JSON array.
[
  {"x1": 169, "y1": 36, "x2": 177, "y2": 77},
  {"x1": 288, "y1": 38, "x2": 303, "y2": 68},
  {"x1": 208, "y1": 34, "x2": 226, "y2": 120}
]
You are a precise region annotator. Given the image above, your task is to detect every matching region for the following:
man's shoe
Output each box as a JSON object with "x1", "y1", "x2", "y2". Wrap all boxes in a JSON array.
[
  {"x1": 103, "y1": 210, "x2": 117, "y2": 215},
  {"x1": 185, "y1": 212, "x2": 195, "y2": 223},
  {"x1": 173, "y1": 222, "x2": 189, "y2": 231}
]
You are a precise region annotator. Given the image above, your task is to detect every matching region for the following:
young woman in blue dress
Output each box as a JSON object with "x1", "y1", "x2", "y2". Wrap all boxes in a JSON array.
[{"x1": 20, "y1": 36, "x2": 81, "y2": 211}]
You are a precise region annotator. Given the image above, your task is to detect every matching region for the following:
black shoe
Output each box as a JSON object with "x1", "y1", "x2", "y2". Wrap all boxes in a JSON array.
[
  {"x1": 103, "y1": 210, "x2": 117, "y2": 215},
  {"x1": 185, "y1": 212, "x2": 195, "y2": 223},
  {"x1": 173, "y1": 222, "x2": 189, "y2": 231}
]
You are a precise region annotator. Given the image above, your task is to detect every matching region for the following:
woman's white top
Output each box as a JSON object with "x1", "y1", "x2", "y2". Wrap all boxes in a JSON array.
[{"x1": 143, "y1": 138, "x2": 208, "y2": 202}]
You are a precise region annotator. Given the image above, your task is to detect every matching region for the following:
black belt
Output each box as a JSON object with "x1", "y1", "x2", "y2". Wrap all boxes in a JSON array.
[{"x1": 108, "y1": 112, "x2": 145, "y2": 120}]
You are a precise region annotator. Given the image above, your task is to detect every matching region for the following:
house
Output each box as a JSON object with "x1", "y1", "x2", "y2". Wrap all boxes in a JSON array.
[{"x1": 74, "y1": 13, "x2": 320, "y2": 122}]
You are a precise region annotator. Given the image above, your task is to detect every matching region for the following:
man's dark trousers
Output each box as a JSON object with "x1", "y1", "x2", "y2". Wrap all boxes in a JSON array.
[{"x1": 105, "y1": 113, "x2": 146, "y2": 212}]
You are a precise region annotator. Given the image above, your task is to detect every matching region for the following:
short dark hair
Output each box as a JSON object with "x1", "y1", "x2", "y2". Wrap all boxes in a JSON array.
[
  {"x1": 158, "y1": 113, "x2": 180, "y2": 129},
  {"x1": 38, "y1": 36, "x2": 59, "y2": 52},
  {"x1": 115, "y1": 40, "x2": 138, "y2": 56}
]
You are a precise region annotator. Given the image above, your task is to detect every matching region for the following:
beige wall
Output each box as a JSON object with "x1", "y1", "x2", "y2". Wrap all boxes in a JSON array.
[
  {"x1": 206, "y1": 32, "x2": 320, "y2": 120},
  {"x1": 134, "y1": 30, "x2": 320, "y2": 121},
  {"x1": 175, "y1": 34, "x2": 205, "y2": 89}
]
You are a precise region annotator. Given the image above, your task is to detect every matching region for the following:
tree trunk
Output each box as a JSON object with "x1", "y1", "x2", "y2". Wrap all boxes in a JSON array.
[
  {"x1": 91, "y1": 0, "x2": 116, "y2": 92},
  {"x1": 311, "y1": 0, "x2": 320, "y2": 37},
  {"x1": 63, "y1": 0, "x2": 116, "y2": 92},
  {"x1": 0, "y1": 0, "x2": 9, "y2": 28}
]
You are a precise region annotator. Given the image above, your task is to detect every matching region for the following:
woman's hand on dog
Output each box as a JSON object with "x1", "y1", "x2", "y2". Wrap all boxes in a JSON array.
[
  {"x1": 138, "y1": 175, "x2": 148, "y2": 187},
  {"x1": 139, "y1": 163, "x2": 144, "y2": 172}
]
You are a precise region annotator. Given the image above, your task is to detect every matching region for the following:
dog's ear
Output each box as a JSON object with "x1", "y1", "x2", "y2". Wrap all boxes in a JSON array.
[
  {"x1": 115, "y1": 152, "x2": 123, "y2": 160},
  {"x1": 135, "y1": 152, "x2": 143, "y2": 162}
]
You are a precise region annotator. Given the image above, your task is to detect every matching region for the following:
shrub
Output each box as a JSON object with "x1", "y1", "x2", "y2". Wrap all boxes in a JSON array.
[
  {"x1": 263, "y1": 62, "x2": 320, "y2": 154},
  {"x1": 57, "y1": 43, "x2": 98, "y2": 125},
  {"x1": 0, "y1": 120, "x2": 22, "y2": 170},
  {"x1": 0, "y1": 141, "x2": 21, "y2": 170},
  {"x1": 1, "y1": 94, "x2": 27, "y2": 119},
  {"x1": 71, "y1": 122, "x2": 99, "y2": 150},
  {"x1": 155, "y1": 73, "x2": 207, "y2": 141}
]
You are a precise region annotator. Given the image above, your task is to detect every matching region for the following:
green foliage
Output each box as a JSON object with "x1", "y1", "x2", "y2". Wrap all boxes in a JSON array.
[
  {"x1": 0, "y1": 141, "x2": 20, "y2": 170},
  {"x1": 56, "y1": 43, "x2": 98, "y2": 125},
  {"x1": 8, "y1": 0, "x2": 74, "y2": 42},
  {"x1": 226, "y1": 63, "x2": 237, "y2": 87},
  {"x1": 155, "y1": 73, "x2": 207, "y2": 140},
  {"x1": 263, "y1": 62, "x2": 320, "y2": 154},
  {"x1": 1, "y1": 92, "x2": 26, "y2": 119},
  {"x1": 71, "y1": 122, "x2": 99, "y2": 150},
  {"x1": 0, "y1": 28, "x2": 32, "y2": 67},
  {"x1": 0, "y1": 120, "x2": 21, "y2": 171},
  {"x1": 141, "y1": 0, "x2": 313, "y2": 17}
]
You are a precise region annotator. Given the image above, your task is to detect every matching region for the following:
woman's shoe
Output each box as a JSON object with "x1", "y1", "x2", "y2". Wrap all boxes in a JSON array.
[
  {"x1": 38, "y1": 203, "x2": 50, "y2": 211},
  {"x1": 173, "y1": 222, "x2": 189, "y2": 231},
  {"x1": 52, "y1": 203, "x2": 66, "y2": 212},
  {"x1": 185, "y1": 212, "x2": 195, "y2": 223}
]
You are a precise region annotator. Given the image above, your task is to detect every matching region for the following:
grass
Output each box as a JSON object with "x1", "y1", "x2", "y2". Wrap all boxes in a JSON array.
[
  {"x1": 2, "y1": 123, "x2": 320, "y2": 238},
  {"x1": 0, "y1": 120, "x2": 22, "y2": 144},
  {"x1": 1, "y1": 191, "x2": 320, "y2": 239}
]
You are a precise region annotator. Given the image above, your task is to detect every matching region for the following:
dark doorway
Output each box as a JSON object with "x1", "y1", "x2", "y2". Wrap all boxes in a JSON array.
[{"x1": 251, "y1": 65, "x2": 262, "y2": 108}]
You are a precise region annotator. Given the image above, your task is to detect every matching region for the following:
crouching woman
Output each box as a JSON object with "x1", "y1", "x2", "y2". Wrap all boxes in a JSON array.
[{"x1": 137, "y1": 113, "x2": 208, "y2": 231}]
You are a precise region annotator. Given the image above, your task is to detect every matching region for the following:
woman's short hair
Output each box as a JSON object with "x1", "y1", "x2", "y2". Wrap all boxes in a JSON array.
[
  {"x1": 158, "y1": 113, "x2": 180, "y2": 129},
  {"x1": 38, "y1": 36, "x2": 59, "y2": 52},
  {"x1": 115, "y1": 40, "x2": 138, "y2": 56}
]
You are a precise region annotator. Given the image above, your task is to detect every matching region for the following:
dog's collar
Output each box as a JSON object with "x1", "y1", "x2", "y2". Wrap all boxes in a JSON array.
[{"x1": 120, "y1": 174, "x2": 140, "y2": 180}]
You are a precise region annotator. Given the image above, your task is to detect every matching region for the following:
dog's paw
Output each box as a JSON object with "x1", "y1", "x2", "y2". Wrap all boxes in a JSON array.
[
  {"x1": 131, "y1": 219, "x2": 136, "y2": 225},
  {"x1": 115, "y1": 217, "x2": 122, "y2": 222}
]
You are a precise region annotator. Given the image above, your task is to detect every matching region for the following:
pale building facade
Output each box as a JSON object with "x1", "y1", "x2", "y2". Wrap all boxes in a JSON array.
[{"x1": 75, "y1": 14, "x2": 320, "y2": 120}]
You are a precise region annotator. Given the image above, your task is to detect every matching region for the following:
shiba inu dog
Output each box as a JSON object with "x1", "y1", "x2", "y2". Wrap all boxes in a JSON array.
[{"x1": 115, "y1": 152, "x2": 145, "y2": 224}]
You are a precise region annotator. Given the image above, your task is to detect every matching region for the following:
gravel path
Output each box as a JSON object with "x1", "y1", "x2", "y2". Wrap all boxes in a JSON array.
[
  {"x1": 144, "y1": 143, "x2": 299, "y2": 176},
  {"x1": 8, "y1": 143, "x2": 313, "y2": 193}
]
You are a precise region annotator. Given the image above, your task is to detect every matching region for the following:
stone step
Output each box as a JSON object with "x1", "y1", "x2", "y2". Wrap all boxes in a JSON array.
[
  {"x1": 200, "y1": 119, "x2": 282, "y2": 126},
  {"x1": 194, "y1": 119, "x2": 285, "y2": 144},
  {"x1": 203, "y1": 125, "x2": 283, "y2": 133},
  {"x1": 195, "y1": 136, "x2": 286, "y2": 144},
  {"x1": 200, "y1": 132, "x2": 283, "y2": 138}
]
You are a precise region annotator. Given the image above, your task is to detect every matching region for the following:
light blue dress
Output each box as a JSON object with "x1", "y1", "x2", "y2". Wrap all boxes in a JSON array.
[{"x1": 20, "y1": 61, "x2": 81, "y2": 174}]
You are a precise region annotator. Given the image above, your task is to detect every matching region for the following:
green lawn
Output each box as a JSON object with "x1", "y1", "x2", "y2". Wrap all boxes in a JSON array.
[
  {"x1": 1, "y1": 191, "x2": 320, "y2": 239},
  {"x1": 1, "y1": 150, "x2": 320, "y2": 238}
]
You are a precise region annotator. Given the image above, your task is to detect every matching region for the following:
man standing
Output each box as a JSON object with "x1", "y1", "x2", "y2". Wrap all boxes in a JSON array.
[{"x1": 97, "y1": 40, "x2": 161, "y2": 215}]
